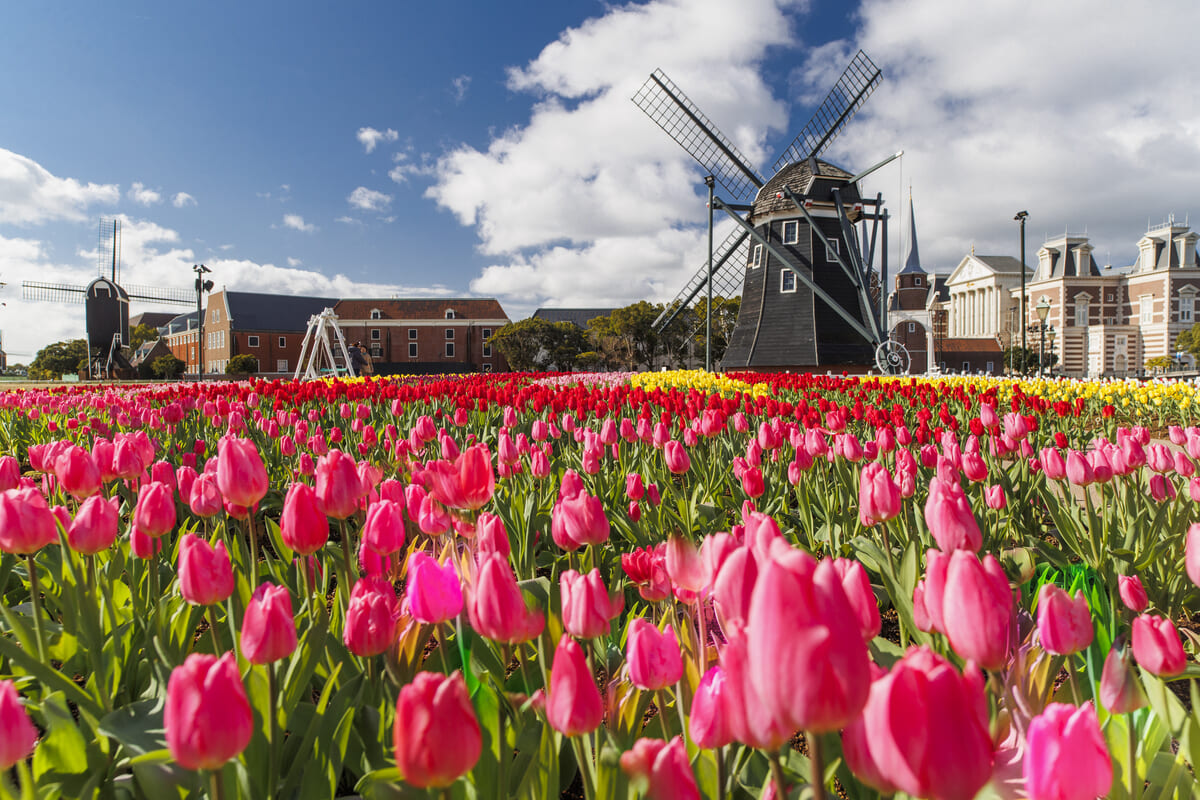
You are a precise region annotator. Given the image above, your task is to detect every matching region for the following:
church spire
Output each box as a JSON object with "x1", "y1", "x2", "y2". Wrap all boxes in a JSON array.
[{"x1": 899, "y1": 191, "x2": 925, "y2": 274}]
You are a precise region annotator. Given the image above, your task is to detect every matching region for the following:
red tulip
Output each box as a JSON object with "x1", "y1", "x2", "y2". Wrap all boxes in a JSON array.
[
  {"x1": 0, "y1": 487, "x2": 59, "y2": 554},
  {"x1": 405, "y1": 551, "x2": 462, "y2": 625},
  {"x1": 621, "y1": 544, "x2": 671, "y2": 602},
  {"x1": 626, "y1": 618, "x2": 683, "y2": 691},
  {"x1": 1024, "y1": 702, "x2": 1112, "y2": 800},
  {"x1": 314, "y1": 449, "x2": 364, "y2": 520},
  {"x1": 1037, "y1": 584, "x2": 1093, "y2": 656},
  {"x1": 1132, "y1": 614, "x2": 1186, "y2": 677},
  {"x1": 133, "y1": 481, "x2": 176, "y2": 538},
  {"x1": 941, "y1": 551, "x2": 1013, "y2": 671},
  {"x1": 468, "y1": 553, "x2": 544, "y2": 644},
  {"x1": 546, "y1": 635, "x2": 603, "y2": 736},
  {"x1": 394, "y1": 671, "x2": 481, "y2": 788},
  {"x1": 280, "y1": 483, "x2": 329, "y2": 555},
  {"x1": 165, "y1": 652, "x2": 252, "y2": 770},
  {"x1": 619, "y1": 736, "x2": 700, "y2": 800},
  {"x1": 344, "y1": 578, "x2": 400, "y2": 657},
  {"x1": 560, "y1": 568, "x2": 624, "y2": 639},
  {"x1": 241, "y1": 583, "x2": 297, "y2": 665},
  {"x1": 68, "y1": 495, "x2": 120, "y2": 554},
  {"x1": 924, "y1": 477, "x2": 982, "y2": 552},
  {"x1": 0, "y1": 679, "x2": 37, "y2": 769},
  {"x1": 177, "y1": 534, "x2": 234, "y2": 606},
  {"x1": 362, "y1": 499, "x2": 405, "y2": 556},
  {"x1": 216, "y1": 435, "x2": 268, "y2": 509},
  {"x1": 1118, "y1": 575, "x2": 1148, "y2": 613}
]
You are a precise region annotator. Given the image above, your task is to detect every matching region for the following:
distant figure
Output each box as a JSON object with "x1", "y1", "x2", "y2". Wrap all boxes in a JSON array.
[{"x1": 348, "y1": 341, "x2": 367, "y2": 376}]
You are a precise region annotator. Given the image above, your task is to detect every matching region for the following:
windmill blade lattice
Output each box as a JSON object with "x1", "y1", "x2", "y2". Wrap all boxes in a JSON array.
[
  {"x1": 125, "y1": 284, "x2": 194, "y2": 305},
  {"x1": 633, "y1": 70, "x2": 765, "y2": 201},
  {"x1": 653, "y1": 228, "x2": 749, "y2": 331},
  {"x1": 772, "y1": 50, "x2": 882, "y2": 173},
  {"x1": 22, "y1": 281, "x2": 87, "y2": 304}
]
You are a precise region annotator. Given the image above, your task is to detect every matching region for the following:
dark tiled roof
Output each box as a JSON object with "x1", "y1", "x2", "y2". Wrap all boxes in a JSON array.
[
  {"x1": 130, "y1": 311, "x2": 176, "y2": 329},
  {"x1": 226, "y1": 292, "x2": 335, "y2": 331},
  {"x1": 531, "y1": 308, "x2": 617, "y2": 328},
  {"x1": 750, "y1": 159, "x2": 855, "y2": 219},
  {"x1": 974, "y1": 256, "x2": 1027, "y2": 274},
  {"x1": 928, "y1": 274, "x2": 950, "y2": 304},
  {"x1": 335, "y1": 298, "x2": 508, "y2": 321},
  {"x1": 938, "y1": 337, "x2": 1001, "y2": 353},
  {"x1": 160, "y1": 311, "x2": 199, "y2": 335}
]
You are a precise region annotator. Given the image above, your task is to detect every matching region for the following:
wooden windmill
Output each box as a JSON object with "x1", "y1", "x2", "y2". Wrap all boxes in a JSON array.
[
  {"x1": 23, "y1": 218, "x2": 193, "y2": 378},
  {"x1": 634, "y1": 51, "x2": 908, "y2": 373}
]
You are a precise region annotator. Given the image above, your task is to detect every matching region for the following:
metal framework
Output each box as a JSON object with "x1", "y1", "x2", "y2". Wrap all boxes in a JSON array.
[{"x1": 294, "y1": 308, "x2": 356, "y2": 381}]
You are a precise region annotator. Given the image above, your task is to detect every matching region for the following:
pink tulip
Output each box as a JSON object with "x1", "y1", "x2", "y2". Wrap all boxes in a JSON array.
[
  {"x1": 551, "y1": 491, "x2": 610, "y2": 551},
  {"x1": 1024, "y1": 702, "x2": 1112, "y2": 800},
  {"x1": 924, "y1": 477, "x2": 982, "y2": 552},
  {"x1": 740, "y1": 465, "x2": 764, "y2": 498},
  {"x1": 67, "y1": 494, "x2": 120, "y2": 554},
  {"x1": 215, "y1": 435, "x2": 269, "y2": 509},
  {"x1": 984, "y1": 484, "x2": 1007, "y2": 509},
  {"x1": 280, "y1": 483, "x2": 329, "y2": 555},
  {"x1": 343, "y1": 578, "x2": 400, "y2": 657},
  {"x1": 1187, "y1": 523, "x2": 1200, "y2": 588},
  {"x1": 165, "y1": 653, "x2": 253, "y2": 770},
  {"x1": 468, "y1": 553, "x2": 544, "y2": 644},
  {"x1": 0, "y1": 487, "x2": 59, "y2": 555},
  {"x1": 0, "y1": 679, "x2": 37, "y2": 769},
  {"x1": 831, "y1": 558, "x2": 881, "y2": 642},
  {"x1": 1037, "y1": 584, "x2": 1093, "y2": 656},
  {"x1": 942, "y1": 551, "x2": 1013, "y2": 670},
  {"x1": 1099, "y1": 645, "x2": 1147, "y2": 715},
  {"x1": 712, "y1": 546, "x2": 757, "y2": 627},
  {"x1": 626, "y1": 618, "x2": 683, "y2": 691},
  {"x1": 187, "y1": 473, "x2": 223, "y2": 518},
  {"x1": 961, "y1": 451, "x2": 988, "y2": 483},
  {"x1": 546, "y1": 635, "x2": 603, "y2": 736},
  {"x1": 619, "y1": 737, "x2": 700, "y2": 800},
  {"x1": 54, "y1": 445, "x2": 101, "y2": 499},
  {"x1": 664, "y1": 535, "x2": 706, "y2": 596},
  {"x1": 858, "y1": 461, "x2": 901, "y2": 526},
  {"x1": 362, "y1": 499, "x2": 405, "y2": 556},
  {"x1": 394, "y1": 672, "x2": 482, "y2": 788},
  {"x1": 622, "y1": 544, "x2": 672, "y2": 603},
  {"x1": 177, "y1": 534, "x2": 234, "y2": 607},
  {"x1": 560, "y1": 568, "x2": 624, "y2": 639},
  {"x1": 405, "y1": 551, "x2": 462, "y2": 625},
  {"x1": 241, "y1": 583, "x2": 297, "y2": 664},
  {"x1": 689, "y1": 666, "x2": 734, "y2": 749},
  {"x1": 1039, "y1": 447, "x2": 1067, "y2": 480},
  {"x1": 314, "y1": 449, "x2": 364, "y2": 520},
  {"x1": 1118, "y1": 575, "x2": 1149, "y2": 613},
  {"x1": 663, "y1": 440, "x2": 690, "y2": 474},
  {"x1": 626, "y1": 473, "x2": 645, "y2": 500},
  {"x1": 416, "y1": 494, "x2": 452, "y2": 536},
  {"x1": 719, "y1": 623, "x2": 791, "y2": 749},
  {"x1": 133, "y1": 481, "x2": 176, "y2": 538},
  {"x1": 1132, "y1": 614, "x2": 1187, "y2": 677},
  {"x1": 424, "y1": 443, "x2": 495, "y2": 510},
  {"x1": 1149, "y1": 474, "x2": 1175, "y2": 503},
  {"x1": 130, "y1": 526, "x2": 163, "y2": 559},
  {"x1": 0, "y1": 456, "x2": 21, "y2": 492}
]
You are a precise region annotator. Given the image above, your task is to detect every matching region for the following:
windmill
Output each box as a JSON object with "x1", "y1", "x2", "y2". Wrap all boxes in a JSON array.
[
  {"x1": 23, "y1": 218, "x2": 194, "y2": 378},
  {"x1": 634, "y1": 50, "x2": 908, "y2": 373}
]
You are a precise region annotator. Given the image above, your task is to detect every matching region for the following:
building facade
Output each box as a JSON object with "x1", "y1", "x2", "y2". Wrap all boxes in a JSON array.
[{"x1": 202, "y1": 290, "x2": 335, "y2": 377}]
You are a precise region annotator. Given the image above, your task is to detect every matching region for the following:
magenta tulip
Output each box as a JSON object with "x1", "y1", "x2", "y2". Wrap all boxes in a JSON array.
[
  {"x1": 858, "y1": 461, "x2": 901, "y2": 526},
  {"x1": 216, "y1": 435, "x2": 269, "y2": 509},
  {"x1": 1118, "y1": 575, "x2": 1149, "y2": 613},
  {"x1": 344, "y1": 578, "x2": 400, "y2": 657},
  {"x1": 133, "y1": 481, "x2": 175, "y2": 538},
  {"x1": 0, "y1": 680, "x2": 37, "y2": 769},
  {"x1": 551, "y1": 491, "x2": 610, "y2": 551},
  {"x1": 1132, "y1": 614, "x2": 1187, "y2": 677},
  {"x1": 394, "y1": 671, "x2": 481, "y2": 788},
  {"x1": 67, "y1": 494, "x2": 120, "y2": 554},
  {"x1": 405, "y1": 551, "x2": 462, "y2": 625},
  {"x1": 314, "y1": 449, "x2": 364, "y2": 520},
  {"x1": 362, "y1": 499, "x2": 405, "y2": 556},
  {"x1": 941, "y1": 551, "x2": 1013, "y2": 670},
  {"x1": 689, "y1": 666, "x2": 734, "y2": 749},
  {"x1": 1187, "y1": 523, "x2": 1200, "y2": 588},
  {"x1": 1024, "y1": 702, "x2": 1112, "y2": 800},
  {"x1": 54, "y1": 445, "x2": 101, "y2": 499},
  {"x1": 663, "y1": 440, "x2": 690, "y2": 474},
  {"x1": 165, "y1": 653, "x2": 252, "y2": 770},
  {"x1": 626, "y1": 617, "x2": 683, "y2": 691},
  {"x1": 0, "y1": 487, "x2": 58, "y2": 555},
  {"x1": 546, "y1": 635, "x2": 603, "y2": 736},
  {"x1": 1037, "y1": 584, "x2": 1093, "y2": 656},
  {"x1": 619, "y1": 736, "x2": 700, "y2": 800},
  {"x1": 468, "y1": 553, "x2": 544, "y2": 644},
  {"x1": 177, "y1": 534, "x2": 234, "y2": 606},
  {"x1": 560, "y1": 568, "x2": 624, "y2": 639},
  {"x1": 241, "y1": 583, "x2": 297, "y2": 665},
  {"x1": 831, "y1": 557, "x2": 881, "y2": 642},
  {"x1": 924, "y1": 477, "x2": 982, "y2": 552},
  {"x1": 187, "y1": 473, "x2": 223, "y2": 519},
  {"x1": 424, "y1": 443, "x2": 495, "y2": 510},
  {"x1": 280, "y1": 482, "x2": 329, "y2": 555}
]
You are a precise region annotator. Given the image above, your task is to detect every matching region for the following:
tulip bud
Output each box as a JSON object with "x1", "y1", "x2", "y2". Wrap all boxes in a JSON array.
[
  {"x1": 689, "y1": 666, "x2": 734, "y2": 750},
  {"x1": 942, "y1": 551, "x2": 1013, "y2": 670},
  {"x1": 0, "y1": 488, "x2": 59, "y2": 555},
  {"x1": 1132, "y1": 614, "x2": 1187, "y2": 677},
  {"x1": 0, "y1": 679, "x2": 37, "y2": 769},
  {"x1": 1099, "y1": 644, "x2": 1147, "y2": 715},
  {"x1": 625, "y1": 618, "x2": 683, "y2": 691},
  {"x1": 165, "y1": 653, "x2": 253, "y2": 770},
  {"x1": 619, "y1": 737, "x2": 700, "y2": 800},
  {"x1": 344, "y1": 578, "x2": 400, "y2": 657},
  {"x1": 177, "y1": 534, "x2": 235, "y2": 607},
  {"x1": 362, "y1": 499, "x2": 406, "y2": 556},
  {"x1": 1036, "y1": 584, "x2": 1093, "y2": 656},
  {"x1": 134, "y1": 481, "x2": 176, "y2": 538},
  {"x1": 394, "y1": 672, "x2": 482, "y2": 788},
  {"x1": 1024, "y1": 703, "x2": 1112, "y2": 800},
  {"x1": 1118, "y1": 575, "x2": 1149, "y2": 613},
  {"x1": 1187, "y1": 523, "x2": 1200, "y2": 588},
  {"x1": 560, "y1": 568, "x2": 623, "y2": 639},
  {"x1": 280, "y1": 483, "x2": 329, "y2": 555},
  {"x1": 68, "y1": 495, "x2": 120, "y2": 554},
  {"x1": 924, "y1": 477, "x2": 982, "y2": 552},
  {"x1": 546, "y1": 635, "x2": 603, "y2": 737},
  {"x1": 468, "y1": 553, "x2": 544, "y2": 644},
  {"x1": 858, "y1": 461, "x2": 901, "y2": 526},
  {"x1": 405, "y1": 552, "x2": 462, "y2": 625},
  {"x1": 314, "y1": 450, "x2": 364, "y2": 520},
  {"x1": 241, "y1": 583, "x2": 297, "y2": 664}
]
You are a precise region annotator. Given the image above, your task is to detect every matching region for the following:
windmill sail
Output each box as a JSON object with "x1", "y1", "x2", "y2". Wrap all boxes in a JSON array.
[
  {"x1": 653, "y1": 228, "x2": 749, "y2": 331},
  {"x1": 633, "y1": 69, "x2": 765, "y2": 201},
  {"x1": 22, "y1": 282, "x2": 87, "y2": 304},
  {"x1": 99, "y1": 217, "x2": 121, "y2": 281}
]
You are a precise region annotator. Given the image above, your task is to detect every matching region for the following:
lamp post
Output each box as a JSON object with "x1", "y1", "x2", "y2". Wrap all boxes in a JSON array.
[
  {"x1": 1015, "y1": 211, "x2": 1029, "y2": 356},
  {"x1": 193, "y1": 264, "x2": 213, "y2": 379},
  {"x1": 1047, "y1": 326, "x2": 1057, "y2": 376},
  {"x1": 1035, "y1": 296, "x2": 1051, "y2": 377}
]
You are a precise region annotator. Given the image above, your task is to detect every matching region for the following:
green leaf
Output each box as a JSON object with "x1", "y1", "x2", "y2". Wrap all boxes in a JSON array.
[
  {"x1": 98, "y1": 699, "x2": 166, "y2": 758},
  {"x1": 32, "y1": 691, "x2": 89, "y2": 778}
]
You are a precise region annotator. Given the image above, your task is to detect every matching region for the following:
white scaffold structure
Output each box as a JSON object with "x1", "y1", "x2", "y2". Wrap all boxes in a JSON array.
[{"x1": 294, "y1": 308, "x2": 357, "y2": 380}]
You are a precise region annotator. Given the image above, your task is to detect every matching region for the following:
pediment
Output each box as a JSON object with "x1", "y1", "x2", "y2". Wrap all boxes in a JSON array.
[{"x1": 946, "y1": 256, "x2": 996, "y2": 286}]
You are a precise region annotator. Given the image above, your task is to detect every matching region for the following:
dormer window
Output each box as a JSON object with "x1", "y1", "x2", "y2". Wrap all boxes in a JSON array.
[{"x1": 370, "y1": 309, "x2": 381, "y2": 320}]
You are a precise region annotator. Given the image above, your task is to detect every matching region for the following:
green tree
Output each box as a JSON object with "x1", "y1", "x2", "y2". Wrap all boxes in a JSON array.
[
  {"x1": 691, "y1": 295, "x2": 741, "y2": 367},
  {"x1": 1175, "y1": 324, "x2": 1200, "y2": 359},
  {"x1": 151, "y1": 354, "x2": 186, "y2": 379},
  {"x1": 128, "y1": 323, "x2": 159, "y2": 352},
  {"x1": 587, "y1": 301, "x2": 663, "y2": 370},
  {"x1": 226, "y1": 354, "x2": 259, "y2": 375},
  {"x1": 1003, "y1": 346, "x2": 1058, "y2": 375},
  {"x1": 488, "y1": 319, "x2": 588, "y2": 371},
  {"x1": 29, "y1": 339, "x2": 88, "y2": 380}
]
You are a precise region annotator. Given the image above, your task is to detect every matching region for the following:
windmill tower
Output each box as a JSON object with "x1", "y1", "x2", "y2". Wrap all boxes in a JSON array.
[
  {"x1": 634, "y1": 51, "x2": 906, "y2": 373},
  {"x1": 23, "y1": 218, "x2": 194, "y2": 378}
]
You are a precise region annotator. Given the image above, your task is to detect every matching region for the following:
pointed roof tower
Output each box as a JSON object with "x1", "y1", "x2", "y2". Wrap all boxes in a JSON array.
[{"x1": 899, "y1": 191, "x2": 925, "y2": 275}]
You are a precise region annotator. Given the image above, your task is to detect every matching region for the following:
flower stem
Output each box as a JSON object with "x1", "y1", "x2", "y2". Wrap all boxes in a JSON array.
[
  {"x1": 1067, "y1": 659, "x2": 1082, "y2": 705},
  {"x1": 246, "y1": 513, "x2": 259, "y2": 592},
  {"x1": 654, "y1": 690, "x2": 670, "y2": 740},
  {"x1": 768, "y1": 750, "x2": 787, "y2": 800},
  {"x1": 808, "y1": 732, "x2": 827, "y2": 800},
  {"x1": 26, "y1": 554, "x2": 45, "y2": 664},
  {"x1": 1128, "y1": 712, "x2": 1140, "y2": 800},
  {"x1": 208, "y1": 606, "x2": 222, "y2": 653},
  {"x1": 716, "y1": 745, "x2": 728, "y2": 800},
  {"x1": 339, "y1": 518, "x2": 356, "y2": 603},
  {"x1": 267, "y1": 662, "x2": 279, "y2": 799},
  {"x1": 209, "y1": 768, "x2": 226, "y2": 800}
]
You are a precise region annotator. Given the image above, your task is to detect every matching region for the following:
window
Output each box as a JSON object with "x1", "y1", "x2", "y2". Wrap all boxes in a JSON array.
[
  {"x1": 446, "y1": 342, "x2": 455, "y2": 358},
  {"x1": 212, "y1": 308, "x2": 220, "y2": 323},
  {"x1": 482, "y1": 363, "x2": 493, "y2": 373},
  {"x1": 780, "y1": 269, "x2": 797, "y2": 293},
  {"x1": 371, "y1": 328, "x2": 380, "y2": 340},
  {"x1": 445, "y1": 309, "x2": 455, "y2": 319},
  {"x1": 408, "y1": 342, "x2": 418, "y2": 358},
  {"x1": 782, "y1": 221, "x2": 799, "y2": 245},
  {"x1": 248, "y1": 335, "x2": 259, "y2": 347},
  {"x1": 1140, "y1": 296, "x2": 1153, "y2": 324},
  {"x1": 278, "y1": 336, "x2": 286, "y2": 348},
  {"x1": 1075, "y1": 302, "x2": 1089, "y2": 327},
  {"x1": 370, "y1": 345, "x2": 382, "y2": 358},
  {"x1": 408, "y1": 328, "x2": 417, "y2": 340},
  {"x1": 826, "y1": 239, "x2": 840, "y2": 261},
  {"x1": 750, "y1": 244, "x2": 763, "y2": 269},
  {"x1": 1183, "y1": 299, "x2": 1195, "y2": 323},
  {"x1": 907, "y1": 322, "x2": 916, "y2": 333},
  {"x1": 914, "y1": 276, "x2": 923, "y2": 286},
  {"x1": 986, "y1": 361, "x2": 995, "y2": 373},
  {"x1": 276, "y1": 359, "x2": 288, "y2": 372},
  {"x1": 370, "y1": 309, "x2": 381, "y2": 320},
  {"x1": 1107, "y1": 293, "x2": 1114, "y2": 302},
  {"x1": 482, "y1": 328, "x2": 492, "y2": 357},
  {"x1": 445, "y1": 328, "x2": 455, "y2": 340},
  {"x1": 962, "y1": 361, "x2": 970, "y2": 372}
]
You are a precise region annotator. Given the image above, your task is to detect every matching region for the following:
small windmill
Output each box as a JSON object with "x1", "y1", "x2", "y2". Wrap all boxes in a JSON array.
[
  {"x1": 23, "y1": 218, "x2": 193, "y2": 378},
  {"x1": 634, "y1": 51, "x2": 908, "y2": 373}
]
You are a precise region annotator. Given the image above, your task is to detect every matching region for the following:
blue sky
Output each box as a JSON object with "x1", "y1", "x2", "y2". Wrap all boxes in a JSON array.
[{"x1": 2, "y1": 0, "x2": 1198, "y2": 360}]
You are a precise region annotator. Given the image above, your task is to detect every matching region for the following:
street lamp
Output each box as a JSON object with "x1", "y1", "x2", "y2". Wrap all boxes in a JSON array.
[
  {"x1": 193, "y1": 264, "x2": 213, "y2": 379},
  {"x1": 1035, "y1": 296, "x2": 1051, "y2": 377},
  {"x1": 1015, "y1": 211, "x2": 1029, "y2": 356},
  {"x1": 1047, "y1": 326, "x2": 1057, "y2": 376}
]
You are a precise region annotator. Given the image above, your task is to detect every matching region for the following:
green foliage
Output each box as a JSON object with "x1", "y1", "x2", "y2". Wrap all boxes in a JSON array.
[
  {"x1": 29, "y1": 339, "x2": 88, "y2": 380},
  {"x1": 487, "y1": 319, "x2": 589, "y2": 371},
  {"x1": 226, "y1": 354, "x2": 259, "y2": 375},
  {"x1": 1176, "y1": 324, "x2": 1200, "y2": 359},
  {"x1": 690, "y1": 295, "x2": 740, "y2": 366},
  {"x1": 151, "y1": 354, "x2": 186, "y2": 379},
  {"x1": 127, "y1": 323, "x2": 159, "y2": 352},
  {"x1": 1003, "y1": 345, "x2": 1058, "y2": 375},
  {"x1": 1146, "y1": 355, "x2": 1175, "y2": 372},
  {"x1": 587, "y1": 302, "x2": 661, "y2": 371}
]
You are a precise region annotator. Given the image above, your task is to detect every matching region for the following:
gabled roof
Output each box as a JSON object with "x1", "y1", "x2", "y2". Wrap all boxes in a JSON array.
[
  {"x1": 531, "y1": 308, "x2": 617, "y2": 328},
  {"x1": 973, "y1": 256, "x2": 1026, "y2": 273},
  {"x1": 225, "y1": 292, "x2": 335, "y2": 331},
  {"x1": 160, "y1": 311, "x2": 199, "y2": 335},
  {"x1": 335, "y1": 298, "x2": 509, "y2": 321},
  {"x1": 927, "y1": 274, "x2": 950, "y2": 305},
  {"x1": 130, "y1": 311, "x2": 177, "y2": 330}
]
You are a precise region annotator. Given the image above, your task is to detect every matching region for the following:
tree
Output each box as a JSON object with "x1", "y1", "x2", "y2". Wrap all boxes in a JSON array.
[
  {"x1": 151, "y1": 354, "x2": 186, "y2": 379},
  {"x1": 1146, "y1": 356, "x2": 1175, "y2": 373},
  {"x1": 1003, "y1": 346, "x2": 1057, "y2": 375},
  {"x1": 691, "y1": 295, "x2": 741, "y2": 367},
  {"x1": 29, "y1": 339, "x2": 88, "y2": 380},
  {"x1": 488, "y1": 319, "x2": 588, "y2": 371},
  {"x1": 226, "y1": 354, "x2": 259, "y2": 375},
  {"x1": 128, "y1": 323, "x2": 159, "y2": 352},
  {"x1": 587, "y1": 302, "x2": 662, "y2": 371},
  {"x1": 1175, "y1": 325, "x2": 1200, "y2": 359}
]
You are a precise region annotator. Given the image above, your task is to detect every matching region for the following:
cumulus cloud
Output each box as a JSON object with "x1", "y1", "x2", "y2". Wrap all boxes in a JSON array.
[
  {"x1": 0, "y1": 147, "x2": 119, "y2": 225},
  {"x1": 128, "y1": 182, "x2": 162, "y2": 206},
  {"x1": 357, "y1": 127, "x2": 399, "y2": 154},
  {"x1": 172, "y1": 191, "x2": 196, "y2": 208},
  {"x1": 282, "y1": 214, "x2": 316, "y2": 233},
  {"x1": 347, "y1": 186, "x2": 393, "y2": 212}
]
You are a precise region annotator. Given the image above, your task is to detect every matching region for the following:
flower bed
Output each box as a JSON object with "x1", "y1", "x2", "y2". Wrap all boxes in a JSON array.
[{"x1": 0, "y1": 370, "x2": 1198, "y2": 799}]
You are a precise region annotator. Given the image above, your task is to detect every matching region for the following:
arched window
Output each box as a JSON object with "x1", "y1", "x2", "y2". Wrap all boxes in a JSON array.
[
  {"x1": 370, "y1": 309, "x2": 381, "y2": 320},
  {"x1": 445, "y1": 309, "x2": 456, "y2": 319}
]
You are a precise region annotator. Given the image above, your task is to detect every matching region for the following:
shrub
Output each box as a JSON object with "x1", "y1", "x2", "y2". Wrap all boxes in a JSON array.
[{"x1": 226, "y1": 354, "x2": 259, "y2": 375}]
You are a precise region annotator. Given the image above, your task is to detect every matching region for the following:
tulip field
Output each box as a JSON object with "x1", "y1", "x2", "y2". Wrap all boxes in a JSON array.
[{"x1": 5, "y1": 369, "x2": 1200, "y2": 799}]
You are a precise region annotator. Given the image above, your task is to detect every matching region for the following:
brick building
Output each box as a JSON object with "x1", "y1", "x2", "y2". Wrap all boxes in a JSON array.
[{"x1": 202, "y1": 290, "x2": 335, "y2": 376}]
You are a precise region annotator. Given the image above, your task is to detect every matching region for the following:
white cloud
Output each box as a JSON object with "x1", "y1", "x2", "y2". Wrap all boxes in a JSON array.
[
  {"x1": 287, "y1": 257, "x2": 302, "y2": 267},
  {"x1": 172, "y1": 191, "x2": 196, "y2": 208},
  {"x1": 282, "y1": 214, "x2": 316, "y2": 233},
  {"x1": 388, "y1": 148, "x2": 434, "y2": 184},
  {"x1": 356, "y1": 127, "x2": 399, "y2": 154},
  {"x1": 0, "y1": 147, "x2": 119, "y2": 225},
  {"x1": 335, "y1": 216, "x2": 363, "y2": 226},
  {"x1": 128, "y1": 182, "x2": 162, "y2": 206},
  {"x1": 451, "y1": 75, "x2": 471, "y2": 103},
  {"x1": 347, "y1": 186, "x2": 393, "y2": 212}
]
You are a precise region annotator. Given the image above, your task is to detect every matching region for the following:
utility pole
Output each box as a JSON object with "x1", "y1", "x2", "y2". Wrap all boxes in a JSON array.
[
  {"x1": 1015, "y1": 211, "x2": 1029, "y2": 356},
  {"x1": 193, "y1": 264, "x2": 213, "y2": 379}
]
